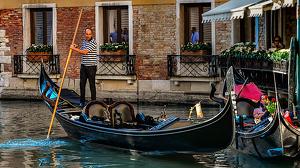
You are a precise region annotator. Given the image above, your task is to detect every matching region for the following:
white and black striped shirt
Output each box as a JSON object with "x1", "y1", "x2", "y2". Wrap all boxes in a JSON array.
[{"x1": 80, "y1": 38, "x2": 97, "y2": 66}]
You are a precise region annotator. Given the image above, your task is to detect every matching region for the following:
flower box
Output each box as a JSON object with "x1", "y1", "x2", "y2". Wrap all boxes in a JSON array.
[
  {"x1": 100, "y1": 50, "x2": 127, "y2": 62},
  {"x1": 180, "y1": 50, "x2": 208, "y2": 63},
  {"x1": 27, "y1": 52, "x2": 52, "y2": 62},
  {"x1": 280, "y1": 60, "x2": 288, "y2": 74}
]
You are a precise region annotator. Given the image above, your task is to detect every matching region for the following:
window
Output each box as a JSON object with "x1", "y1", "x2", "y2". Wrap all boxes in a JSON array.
[
  {"x1": 240, "y1": 16, "x2": 255, "y2": 43},
  {"x1": 184, "y1": 4, "x2": 212, "y2": 44},
  {"x1": 103, "y1": 7, "x2": 128, "y2": 44},
  {"x1": 30, "y1": 8, "x2": 53, "y2": 45}
]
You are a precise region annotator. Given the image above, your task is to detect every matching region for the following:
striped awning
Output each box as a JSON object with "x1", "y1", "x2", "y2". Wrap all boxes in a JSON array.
[
  {"x1": 202, "y1": 0, "x2": 264, "y2": 23},
  {"x1": 249, "y1": 0, "x2": 295, "y2": 17},
  {"x1": 249, "y1": 1, "x2": 275, "y2": 17},
  {"x1": 271, "y1": 0, "x2": 297, "y2": 7}
]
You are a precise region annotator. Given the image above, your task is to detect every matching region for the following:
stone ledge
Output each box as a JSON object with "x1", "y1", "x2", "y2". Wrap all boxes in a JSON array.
[
  {"x1": 96, "y1": 75, "x2": 136, "y2": 85},
  {"x1": 170, "y1": 76, "x2": 219, "y2": 86},
  {"x1": 0, "y1": 56, "x2": 11, "y2": 64},
  {"x1": 17, "y1": 74, "x2": 60, "y2": 79}
]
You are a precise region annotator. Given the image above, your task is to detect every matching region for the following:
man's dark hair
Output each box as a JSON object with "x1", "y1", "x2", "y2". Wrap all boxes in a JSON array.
[
  {"x1": 192, "y1": 27, "x2": 196, "y2": 31},
  {"x1": 85, "y1": 28, "x2": 93, "y2": 33}
]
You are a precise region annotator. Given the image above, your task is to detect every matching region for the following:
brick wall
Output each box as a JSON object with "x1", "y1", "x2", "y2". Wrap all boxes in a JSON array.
[
  {"x1": 214, "y1": 2, "x2": 231, "y2": 54},
  {"x1": 57, "y1": 7, "x2": 95, "y2": 79},
  {"x1": 0, "y1": 9, "x2": 22, "y2": 74},
  {"x1": 133, "y1": 5, "x2": 177, "y2": 80}
]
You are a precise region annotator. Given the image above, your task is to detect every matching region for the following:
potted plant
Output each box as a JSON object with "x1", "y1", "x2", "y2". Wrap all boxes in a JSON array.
[
  {"x1": 181, "y1": 42, "x2": 211, "y2": 55},
  {"x1": 25, "y1": 44, "x2": 53, "y2": 62},
  {"x1": 220, "y1": 42, "x2": 273, "y2": 69},
  {"x1": 100, "y1": 43, "x2": 128, "y2": 62},
  {"x1": 270, "y1": 49, "x2": 290, "y2": 72},
  {"x1": 180, "y1": 42, "x2": 211, "y2": 62}
]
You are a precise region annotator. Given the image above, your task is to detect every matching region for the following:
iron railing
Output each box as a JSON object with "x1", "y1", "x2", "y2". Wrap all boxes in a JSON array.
[
  {"x1": 167, "y1": 55, "x2": 219, "y2": 77},
  {"x1": 97, "y1": 55, "x2": 136, "y2": 75},
  {"x1": 14, "y1": 54, "x2": 60, "y2": 75},
  {"x1": 219, "y1": 56, "x2": 288, "y2": 91}
]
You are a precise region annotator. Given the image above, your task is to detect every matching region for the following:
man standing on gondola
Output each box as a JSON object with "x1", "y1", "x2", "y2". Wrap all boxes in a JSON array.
[{"x1": 70, "y1": 28, "x2": 97, "y2": 107}]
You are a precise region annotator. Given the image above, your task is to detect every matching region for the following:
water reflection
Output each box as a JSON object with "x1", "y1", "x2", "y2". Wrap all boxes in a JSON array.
[{"x1": 1, "y1": 100, "x2": 300, "y2": 167}]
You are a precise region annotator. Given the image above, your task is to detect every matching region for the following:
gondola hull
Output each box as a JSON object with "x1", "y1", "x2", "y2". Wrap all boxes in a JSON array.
[
  {"x1": 222, "y1": 66, "x2": 300, "y2": 158},
  {"x1": 40, "y1": 65, "x2": 236, "y2": 154},
  {"x1": 234, "y1": 111, "x2": 300, "y2": 158}
]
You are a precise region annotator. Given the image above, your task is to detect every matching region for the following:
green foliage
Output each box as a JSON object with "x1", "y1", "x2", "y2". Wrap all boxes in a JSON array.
[
  {"x1": 270, "y1": 49, "x2": 290, "y2": 63},
  {"x1": 221, "y1": 42, "x2": 290, "y2": 62},
  {"x1": 100, "y1": 43, "x2": 128, "y2": 52},
  {"x1": 266, "y1": 101, "x2": 276, "y2": 115},
  {"x1": 26, "y1": 44, "x2": 53, "y2": 53},
  {"x1": 181, "y1": 42, "x2": 211, "y2": 52}
]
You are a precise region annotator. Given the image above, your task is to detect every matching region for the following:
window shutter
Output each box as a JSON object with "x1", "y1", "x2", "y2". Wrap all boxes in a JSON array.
[
  {"x1": 47, "y1": 11, "x2": 53, "y2": 45},
  {"x1": 36, "y1": 11, "x2": 43, "y2": 45},
  {"x1": 189, "y1": 7, "x2": 199, "y2": 35},
  {"x1": 203, "y1": 6, "x2": 211, "y2": 44},
  {"x1": 121, "y1": 9, "x2": 128, "y2": 30}
]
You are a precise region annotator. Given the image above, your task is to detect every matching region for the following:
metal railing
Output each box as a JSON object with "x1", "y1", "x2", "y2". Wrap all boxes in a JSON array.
[
  {"x1": 14, "y1": 54, "x2": 60, "y2": 75},
  {"x1": 97, "y1": 55, "x2": 136, "y2": 75},
  {"x1": 219, "y1": 56, "x2": 288, "y2": 91},
  {"x1": 167, "y1": 55, "x2": 219, "y2": 77}
]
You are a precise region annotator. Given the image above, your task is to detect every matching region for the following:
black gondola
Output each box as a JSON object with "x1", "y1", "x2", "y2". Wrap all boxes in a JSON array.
[
  {"x1": 211, "y1": 66, "x2": 300, "y2": 158},
  {"x1": 39, "y1": 65, "x2": 236, "y2": 154}
]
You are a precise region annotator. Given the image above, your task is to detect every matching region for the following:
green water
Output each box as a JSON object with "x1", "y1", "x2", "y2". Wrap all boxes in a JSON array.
[{"x1": 0, "y1": 100, "x2": 299, "y2": 167}]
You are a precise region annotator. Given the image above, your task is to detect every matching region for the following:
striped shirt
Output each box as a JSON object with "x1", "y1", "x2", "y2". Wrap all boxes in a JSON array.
[{"x1": 80, "y1": 38, "x2": 97, "y2": 66}]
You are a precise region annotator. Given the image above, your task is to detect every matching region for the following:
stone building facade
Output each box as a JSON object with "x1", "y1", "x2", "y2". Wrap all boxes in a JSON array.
[{"x1": 0, "y1": 1, "x2": 232, "y2": 104}]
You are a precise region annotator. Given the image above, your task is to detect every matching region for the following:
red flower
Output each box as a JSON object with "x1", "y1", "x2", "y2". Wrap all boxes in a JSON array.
[
  {"x1": 265, "y1": 95, "x2": 268, "y2": 99},
  {"x1": 272, "y1": 98, "x2": 275, "y2": 101}
]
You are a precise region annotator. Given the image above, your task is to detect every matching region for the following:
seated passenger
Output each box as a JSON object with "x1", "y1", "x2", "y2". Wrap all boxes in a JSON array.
[{"x1": 253, "y1": 94, "x2": 269, "y2": 124}]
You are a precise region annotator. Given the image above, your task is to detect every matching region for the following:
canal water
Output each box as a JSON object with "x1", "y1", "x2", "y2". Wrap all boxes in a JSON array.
[{"x1": 1, "y1": 100, "x2": 300, "y2": 167}]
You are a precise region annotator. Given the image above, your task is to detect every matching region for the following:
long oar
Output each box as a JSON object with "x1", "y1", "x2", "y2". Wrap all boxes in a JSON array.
[
  {"x1": 47, "y1": 9, "x2": 83, "y2": 139},
  {"x1": 237, "y1": 77, "x2": 249, "y2": 98}
]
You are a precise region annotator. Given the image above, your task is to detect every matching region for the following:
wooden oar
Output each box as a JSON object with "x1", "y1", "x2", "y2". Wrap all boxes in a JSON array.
[
  {"x1": 47, "y1": 9, "x2": 83, "y2": 140},
  {"x1": 237, "y1": 77, "x2": 249, "y2": 98}
]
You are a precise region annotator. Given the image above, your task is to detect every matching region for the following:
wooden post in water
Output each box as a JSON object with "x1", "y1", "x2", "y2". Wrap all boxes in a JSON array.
[
  {"x1": 297, "y1": 1, "x2": 300, "y2": 106},
  {"x1": 288, "y1": 37, "x2": 296, "y2": 110}
]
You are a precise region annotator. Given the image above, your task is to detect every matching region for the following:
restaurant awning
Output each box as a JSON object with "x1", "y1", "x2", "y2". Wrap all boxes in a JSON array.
[
  {"x1": 249, "y1": 0, "x2": 296, "y2": 17},
  {"x1": 248, "y1": 0, "x2": 275, "y2": 17},
  {"x1": 202, "y1": 0, "x2": 264, "y2": 23},
  {"x1": 271, "y1": 0, "x2": 297, "y2": 7}
]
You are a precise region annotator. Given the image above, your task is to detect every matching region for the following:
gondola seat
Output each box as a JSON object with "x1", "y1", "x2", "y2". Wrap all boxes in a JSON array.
[
  {"x1": 85, "y1": 100, "x2": 108, "y2": 120},
  {"x1": 110, "y1": 101, "x2": 136, "y2": 128}
]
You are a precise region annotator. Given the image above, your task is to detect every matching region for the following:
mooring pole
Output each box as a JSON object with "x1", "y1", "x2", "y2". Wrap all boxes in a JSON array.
[
  {"x1": 288, "y1": 37, "x2": 296, "y2": 110},
  {"x1": 297, "y1": 1, "x2": 300, "y2": 106}
]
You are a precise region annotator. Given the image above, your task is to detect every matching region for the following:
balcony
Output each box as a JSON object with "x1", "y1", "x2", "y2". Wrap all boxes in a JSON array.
[
  {"x1": 14, "y1": 54, "x2": 60, "y2": 77},
  {"x1": 167, "y1": 55, "x2": 219, "y2": 78},
  {"x1": 219, "y1": 56, "x2": 289, "y2": 91},
  {"x1": 97, "y1": 55, "x2": 136, "y2": 76}
]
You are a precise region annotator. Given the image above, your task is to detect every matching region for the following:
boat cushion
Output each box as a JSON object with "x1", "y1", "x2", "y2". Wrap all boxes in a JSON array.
[
  {"x1": 109, "y1": 101, "x2": 135, "y2": 122},
  {"x1": 85, "y1": 100, "x2": 108, "y2": 119},
  {"x1": 111, "y1": 104, "x2": 134, "y2": 122}
]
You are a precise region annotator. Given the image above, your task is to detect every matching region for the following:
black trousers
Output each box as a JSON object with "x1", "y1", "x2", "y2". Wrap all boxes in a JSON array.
[{"x1": 80, "y1": 64, "x2": 97, "y2": 103}]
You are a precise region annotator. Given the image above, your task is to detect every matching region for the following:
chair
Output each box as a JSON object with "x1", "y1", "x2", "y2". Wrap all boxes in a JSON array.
[{"x1": 109, "y1": 101, "x2": 136, "y2": 128}]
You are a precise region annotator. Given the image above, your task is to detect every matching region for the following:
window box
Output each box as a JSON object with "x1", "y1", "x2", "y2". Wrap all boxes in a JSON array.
[
  {"x1": 27, "y1": 52, "x2": 52, "y2": 62},
  {"x1": 100, "y1": 50, "x2": 127, "y2": 62},
  {"x1": 180, "y1": 50, "x2": 208, "y2": 63}
]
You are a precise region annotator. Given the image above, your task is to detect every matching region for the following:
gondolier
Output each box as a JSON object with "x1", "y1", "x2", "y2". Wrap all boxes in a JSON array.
[{"x1": 70, "y1": 28, "x2": 97, "y2": 107}]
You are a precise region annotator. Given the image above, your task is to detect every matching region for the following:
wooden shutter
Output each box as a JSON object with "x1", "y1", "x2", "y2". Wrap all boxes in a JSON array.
[{"x1": 203, "y1": 6, "x2": 211, "y2": 44}]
